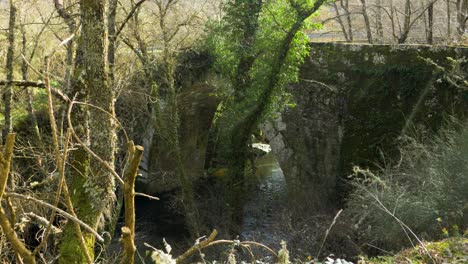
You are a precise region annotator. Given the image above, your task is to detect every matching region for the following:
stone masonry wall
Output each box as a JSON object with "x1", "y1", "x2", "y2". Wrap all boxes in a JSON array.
[{"x1": 265, "y1": 43, "x2": 468, "y2": 211}]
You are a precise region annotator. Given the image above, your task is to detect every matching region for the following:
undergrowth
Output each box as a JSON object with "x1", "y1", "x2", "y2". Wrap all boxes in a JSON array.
[{"x1": 347, "y1": 119, "x2": 468, "y2": 255}]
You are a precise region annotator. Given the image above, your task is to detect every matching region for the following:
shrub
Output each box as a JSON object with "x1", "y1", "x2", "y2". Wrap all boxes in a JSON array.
[{"x1": 347, "y1": 119, "x2": 468, "y2": 253}]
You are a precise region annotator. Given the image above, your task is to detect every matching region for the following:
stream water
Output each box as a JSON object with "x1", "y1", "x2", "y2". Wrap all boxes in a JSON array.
[
  {"x1": 113, "y1": 148, "x2": 289, "y2": 262},
  {"x1": 241, "y1": 151, "x2": 289, "y2": 249}
]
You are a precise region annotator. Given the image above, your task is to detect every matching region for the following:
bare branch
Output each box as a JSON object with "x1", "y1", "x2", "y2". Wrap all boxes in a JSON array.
[
  {"x1": 0, "y1": 80, "x2": 69, "y2": 101},
  {"x1": 115, "y1": 0, "x2": 149, "y2": 38},
  {"x1": 5, "y1": 192, "x2": 104, "y2": 243}
]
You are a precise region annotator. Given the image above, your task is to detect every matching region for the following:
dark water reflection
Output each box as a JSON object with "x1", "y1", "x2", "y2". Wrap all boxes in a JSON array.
[{"x1": 241, "y1": 151, "x2": 289, "y2": 251}]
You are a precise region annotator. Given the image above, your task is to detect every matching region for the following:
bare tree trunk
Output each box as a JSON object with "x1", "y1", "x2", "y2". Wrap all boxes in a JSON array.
[
  {"x1": 390, "y1": 0, "x2": 398, "y2": 42},
  {"x1": 422, "y1": 0, "x2": 429, "y2": 40},
  {"x1": 376, "y1": 0, "x2": 384, "y2": 42},
  {"x1": 108, "y1": 0, "x2": 118, "y2": 83},
  {"x1": 3, "y1": 0, "x2": 16, "y2": 142},
  {"x1": 360, "y1": 0, "x2": 373, "y2": 43},
  {"x1": 341, "y1": 0, "x2": 353, "y2": 41},
  {"x1": 448, "y1": 0, "x2": 452, "y2": 38},
  {"x1": 332, "y1": 2, "x2": 350, "y2": 41},
  {"x1": 21, "y1": 26, "x2": 43, "y2": 146},
  {"x1": 457, "y1": 0, "x2": 468, "y2": 37},
  {"x1": 53, "y1": 0, "x2": 76, "y2": 94},
  {"x1": 399, "y1": 0, "x2": 412, "y2": 43},
  {"x1": 428, "y1": 1, "x2": 434, "y2": 44}
]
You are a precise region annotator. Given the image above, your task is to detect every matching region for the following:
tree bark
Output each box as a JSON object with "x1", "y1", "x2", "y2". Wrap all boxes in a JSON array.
[
  {"x1": 59, "y1": 0, "x2": 115, "y2": 263},
  {"x1": 53, "y1": 0, "x2": 76, "y2": 94},
  {"x1": 3, "y1": 0, "x2": 16, "y2": 142},
  {"x1": 108, "y1": 0, "x2": 118, "y2": 83},
  {"x1": 375, "y1": 0, "x2": 384, "y2": 41},
  {"x1": 360, "y1": 0, "x2": 373, "y2": 43},
  {"x1": 428, "y1": 1, "x2": 434, "y2": 44},
  {"x1": 20, "y1": 26, "x2": 43, "y2": 148},
  {"x1": 448, "y1": 0, "x2": 452, "y2": 38},
  {"x1": 339, "y1": 0, "x2": 353, "y2": 42},
  {"x1": 332, "y1": 2, "x2": 350, "y2": 41},
  {"x1": 457, "y1": 0, "x2": 468, "y2": 36},
  {"x1": 344, "y1": 0, "x2": 353, "y2": 41},
  {"x1": 399, "y1": 0, "x2": 412, "y2": 43}
]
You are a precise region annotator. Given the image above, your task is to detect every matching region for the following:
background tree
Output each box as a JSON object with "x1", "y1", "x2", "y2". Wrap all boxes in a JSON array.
[{"x1": 313, "y1": 0, "x2": 466, "y2": 44}]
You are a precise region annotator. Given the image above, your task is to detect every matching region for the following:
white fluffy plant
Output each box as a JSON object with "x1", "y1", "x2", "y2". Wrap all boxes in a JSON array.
[
  {"x1": 277, "y1": 241, "x2": 290, "y2": 264},
  {"x1": 147, "y1": 239, "x2": 176, "y2": 264}
]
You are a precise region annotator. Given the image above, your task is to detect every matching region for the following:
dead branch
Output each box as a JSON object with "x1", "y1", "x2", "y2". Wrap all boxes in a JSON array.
[
  {"x1": 0, "y1": 80, "x2": 45, "y2": 88},
  {"x1": 175, "y1": 229, "x2": 278, "y2": 264},
  {"x1": 176, "y1": 229, "x2": 218, "y2": 264},
  {"x1": 23, "y1": 213, "x2": 62, "y2": 234},
  {"x1": 0, "y1": 134, "x2": 36, "y2": 264},
  {"x1": 121, "y1": 141, "x2": 144, "y2": 264},
  {"x1": 0, "y1": 79, "x2": 68, "y2": 102},
  {"x1": 5, "y1": 192, "x2": 104, "y2": 243}
]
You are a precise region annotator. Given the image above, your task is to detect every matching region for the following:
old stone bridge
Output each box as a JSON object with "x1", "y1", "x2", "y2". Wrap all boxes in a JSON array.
[
  {"x1": 264, "y1": 43, "x2": 468, "y2": 211},
  {"x1": 139, "y1": 43, "x2": 468, "y2": 211}
]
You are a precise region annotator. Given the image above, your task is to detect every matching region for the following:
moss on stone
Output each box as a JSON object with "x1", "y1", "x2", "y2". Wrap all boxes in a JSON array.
[{"x1": 361, "y1": 237, "x2": 468, "y2": 264}]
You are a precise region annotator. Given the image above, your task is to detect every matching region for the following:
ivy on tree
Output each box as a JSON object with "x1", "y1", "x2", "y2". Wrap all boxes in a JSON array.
[{"x1": 207, "y1": 0, "x2": 326, "y2": 233}]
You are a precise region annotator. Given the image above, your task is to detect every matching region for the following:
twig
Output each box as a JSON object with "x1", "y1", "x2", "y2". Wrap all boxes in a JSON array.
[
  {"x1": 135, "y1": 192, "x2": 159, "y2": 200},
  {"x1": 115, "y1": 0, "x2": 149, "y2": 38},
  {"x1": 32, "y1": 129, "x2": 70, "y2": 255},
  {"x1": 176, "y1": 229, "x2": 218, "y2": 264},
  {"x1": 0, "y1": 134, "x2": 36, "y2": 264},
  {"x1": 176, "y1": 230, "x2": 278, "y2": 264},
  {"x1": 316, "y1": 209, "x2": 343, "y2": 260},
  {"x1": 22, "y1": 213, "x2": 62, "y2": 234},
  {"x1": 366, "y1": 190, "x2": 434, "y2": 262}
]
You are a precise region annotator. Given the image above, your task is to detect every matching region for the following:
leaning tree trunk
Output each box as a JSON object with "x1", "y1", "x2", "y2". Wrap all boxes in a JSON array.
[{"x1": 59, "y1": 0, "x2": 115, "y2": 263}]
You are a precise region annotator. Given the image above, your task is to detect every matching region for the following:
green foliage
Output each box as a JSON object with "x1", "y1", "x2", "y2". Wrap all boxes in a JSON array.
[
  {"x1": 347, "y1": 120, "x2": 468, "y2": 252},
  {"x1": 206, "y1": 0, "x2": 324, "y2": 156},
  {"x1": 208, "y1": 0, "x2": 322, "y2": 103}
]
